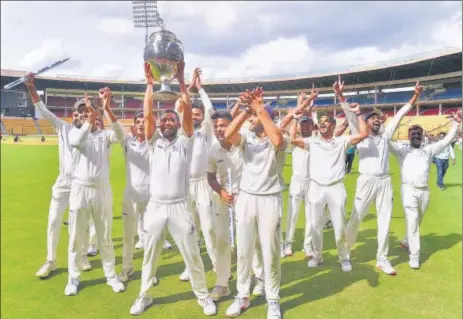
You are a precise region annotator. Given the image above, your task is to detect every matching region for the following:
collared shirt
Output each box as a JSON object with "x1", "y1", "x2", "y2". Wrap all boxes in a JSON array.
[
  {"x1": 207, "y1": 141, "x2": 243, "y2": 194},
  {"x1": 434, "y1": 144, "x2": 455, "y2": 160}
]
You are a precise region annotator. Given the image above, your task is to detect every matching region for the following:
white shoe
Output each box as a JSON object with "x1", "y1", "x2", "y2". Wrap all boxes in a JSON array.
[
  {"x1": 36, "y1": 260, "x2": 57, "y2": 278},
  {"x1": 163, "y1": 240, "x2": 172, "y2": 250},
  {"x1": 198, "y1": 297, "x2": 217, "y2": 316},
  {"x1": 82, "y1": 256, "x2": 92, "y2": 271},
  {"x1": 118, "y1": 268, "x2": 135, "y2": 283},
  {"x1": 252, "y1": 278, "x2": 265, "y2": 297},
  {"x1": 130, "y1": 294, "x2": 153, "y2": 315},
  {"x1": 376, "y1": 259, "x2": 397, "y2": 275},
  {"x1": 307, "y1": 257, "x2": 322, "y2": 268},
  {"x1": 87, "y1": 245, "x2": 98, "y2": 257},
  {"x1": 341, "y1": 260, "x2": 352, "y2": 272},
  {"x1": 267, "y1": 301, "x2": 281, "y2": 319},
  {"x1": 226, "y1": 297, "x2": 250, "y2": 317},
  {"x1": 64, "y1": 278, "x2": 80, "y2": 296},
  {"x1": 153, "y1": 276, "x2": 158, "y2": 286},
  {"x1": 284, "y1": 244, "x2": 293, "y2": 257},
  {"x1": 303, "y1": 244, "x2": 314, "y2": 259},
  {"x1": 179, "y1": 268, "x2": 190, "y2": 282},
  {"x1": 409, "y1": 256, "x2": 420, "y2": 269},
  {"x1": 135, "y1": 240, "x2": 144, "y2": 250},
  {"x1": 210, "y1": 285, "x2": 231, "y2": 301},
  {"x1": 107, "y1": 276, "x2": 125, "y2": 293}
]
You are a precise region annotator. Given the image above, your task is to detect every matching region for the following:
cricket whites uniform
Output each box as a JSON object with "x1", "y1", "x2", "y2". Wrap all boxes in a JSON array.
[
  {"x1": 130, "y1": 131, "x2": 216, "y2": 316},
  {"x1": 66, "y1": 121, "x2": 125, "y2": 296},
  {"x1": 343, "y1": 102, "x2": 414, "y2": 270},
  {"x1": 284, "y1": 144, "x2": 313, "y2": 254},
  {"x1": 34, "y1": 101, "x2": 74, "y2": 277},
  {"x1": 226, "y1": 129, "x2": 288, "y2": 317},
  {"x1": 304, "y1": 135, "x2": 352, "y2": 268},
  {"x1": 389, "y1": 121, "x2": 460, "y2": 268}
]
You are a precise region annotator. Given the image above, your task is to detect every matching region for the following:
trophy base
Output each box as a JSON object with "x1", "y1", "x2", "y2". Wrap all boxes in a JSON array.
[{"x1": 153, "y1": 90, "x2": 179, "y2": 102}]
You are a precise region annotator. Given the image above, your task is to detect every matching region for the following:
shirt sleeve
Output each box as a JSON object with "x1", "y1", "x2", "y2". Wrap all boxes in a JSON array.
[
  {"x1": 108, "y1": 121, "x2": 126, "y2": 143},
  {"x1": 277, "y1": 133, "x2": 290, "y2": 151},
  {"x1": 34, "y1": 100, "x2": 68, "y2": 132},
  {"x1": 341, "y1": 135, "x2": 352, "y2": 151},
  {"x1": 69, "y1": 122, "x2": 91, "y2": 148},
  {"x1": 339, "y1": 101, "x2": 359, "y2": 135},
  {"x1": 238, "y1": 129, "x2": 249, "y2": 150},
  {"x1": 428, "y1": 122, "x2": 459, "y2": 157},
  {"x1": 207, "y1": 151, "x2": 217, "y2": 174},
  {"x1": 383, "y1": 103, "x2": 414, "y2": 140},
  {"x1": 449, "y1": 145, "x2": 455, "y2": 160}
]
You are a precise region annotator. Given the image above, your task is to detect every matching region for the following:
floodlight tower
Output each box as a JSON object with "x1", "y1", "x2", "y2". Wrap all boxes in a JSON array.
[{"x1": 132, "y1": 0, "x2": 165, "y2": 44}]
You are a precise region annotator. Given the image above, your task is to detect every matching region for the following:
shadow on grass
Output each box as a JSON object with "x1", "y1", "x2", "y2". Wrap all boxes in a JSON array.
[{"x1": 443, "y1": 183, "x2": 462, "y2": 189}]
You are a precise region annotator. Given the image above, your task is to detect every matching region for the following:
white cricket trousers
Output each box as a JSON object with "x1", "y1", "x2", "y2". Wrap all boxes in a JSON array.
[
  {"x1": 346, "y1": 175, "x2": 393, "y2": 261},
  {"x1": 235, "y1": 191, "x2": 282, "y2": 301},
  {"x1": 400, "y1": 184, "x2": 430, "y2": 258},
  {"x1": 140, "y1": 200, "x2": 209, "y2": 299},
  {"x1": 309, "y1": 181, "x2": 349, "y2": 261},
  {"x1": 46, "y1": 174, "x2": 71, "y2": 262},
  {"x1": 285, "y1": 177, "x2": 312, "y2": 250},
  {"x1": 212, "y1": 195, "x2": 233, "y2": 287},
  {"x1": 122, "y1": 188, "x2": 150, "y2": 271},
  {"x1": 68, "y1": 182, "x2": 117, "y2": 280},
  {"x1": 189, "y1": 178, "x2": 216, "y2": 265}
]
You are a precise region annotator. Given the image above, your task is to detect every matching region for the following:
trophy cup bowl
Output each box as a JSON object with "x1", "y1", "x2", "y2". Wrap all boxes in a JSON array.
[{"x1": 144, "y1": 30, "x2": 184, "y2": 102}]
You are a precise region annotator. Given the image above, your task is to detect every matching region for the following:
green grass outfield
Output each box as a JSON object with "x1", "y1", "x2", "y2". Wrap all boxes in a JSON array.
[{"x1": 1, "y1": 140, "x2": 462, "y2": 319}]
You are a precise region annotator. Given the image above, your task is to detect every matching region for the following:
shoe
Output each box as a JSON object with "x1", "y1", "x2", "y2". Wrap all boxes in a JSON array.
[
  {"x1": 226, "y1": 297, "x2": 250, "y2": 317},
  {"x1": 107, "y1": 276, "x2": 125, "y2": 293},
  {"x1": 267, "y1": 301, "x2": 281, "y2": 319},
  {"x1": 284, "y1": 244, "x2": 293, "y2": 257},
  {"x1": 303, "y1": 243, "x2": 314, "y2": 259},
  {"x1": 440, "y1": 186, "x2": 445, "y2": 190},
  {"x1": 179, "y1": 268, "x2": 190, "y2": 282},
  {"x1": 409, "y1": 256, "x2": 420, "y2": 269},
  {"x1": 376, "y1": 259, "x2": 397, "y2": 275},
  {"x1": 36, "y1": 260, "x2": 57, "y2": 278},
  {"x1": 163, "y1": 240, "x2": 172, "y2": 250},
  {"x1": 64, "y1": 277, "x2": 80, "y2": 296},
  {"x1": 130, "y1": 294, "x2": 153, "y2": 315},
  {"x1": 341, "y1": 260, "x2": 352, "y2": 272},
  {"x1": 135, "y1": 240, "x2": 144, "y2": 250},
  {"x1": 82, "y1": 256, "x2": 92, "y2": 271},
  {"x1": 118, "y1": 268, "x2": 135, "y2": 283},
  {"x1": 198, "y1": 297, "x2": 217, "y2": 316},
  {"x1": 252, "y1": 278, "x2": 265, "y2": 297},
  {"x1": 210, "y1": 285, "x2": 231, "y2": 301},
  {"x1": 153, "y1": 276, "x2": 158, "y2": 286},
  {"x1": 87, "y1": 245, "x2": 98, "y2": 257},
  {"x1": 307, "y1": 257, "x2": 322, "y2": 268}
]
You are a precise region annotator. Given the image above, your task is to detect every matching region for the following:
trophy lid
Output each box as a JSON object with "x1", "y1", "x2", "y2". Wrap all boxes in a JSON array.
[{"x1": 149, "y1": 30, "x2": 182, "y2": 44}]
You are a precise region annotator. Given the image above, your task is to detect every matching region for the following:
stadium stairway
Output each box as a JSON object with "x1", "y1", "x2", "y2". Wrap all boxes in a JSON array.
[{"x1": 32, "y1": 118, "x2": 43, "y2": 135}]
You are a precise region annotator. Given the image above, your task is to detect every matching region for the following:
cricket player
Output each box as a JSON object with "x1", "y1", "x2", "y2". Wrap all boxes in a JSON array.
[
  {"x1": 65, "y1": 88, "x2": 125, "y2": 296},
  {"x1": 303, "y1": 101, "x2": 369, "y2": 271},
  {"x1": 342, "y1": 78, "x2": 424, "y2": 275},
  {"x1": 175, "y1": 68, "x2": 216, "y2": 282},
  {"x1": 389, "y1": 111, "x2": 461, "y2": 269},
  {"x1": 24, "y1": 74, "x2": 93, "y2": 278},
  {"x1": 129, "y1": 62, "x2": 216, "y2": 316},
  {"x1": 224, "y1": 88, "x2": 287, "y2": 319}
]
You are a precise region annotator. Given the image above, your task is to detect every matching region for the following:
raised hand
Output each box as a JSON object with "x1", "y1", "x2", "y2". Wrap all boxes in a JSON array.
[
  {"x1": 347, "y1": 102, "x2": 361, "y2": 115},
  {"x1": 250, "y1": 87, "x2": 264, "y2": 110},
  {"x1": 24, "y1": 72, "x2": 35, "y2": 87},
  {"x1": 194, "y1": 68, "x2": 203, "y2": 90},
  {"x1": 309, "y1": 82, "x2": 319, "y2": 100},
  {"x1": 175, "y1": 61, "x2": 186, "y2": 84},
  {"x1": 414, "y1": 81, "x2": 424, "y2": 96},
  {"x1": 98, "y1": 87, "x2": 112, "y2": 110},
  {"x1": 451, "y1": 110, "x2": 462, "y2": 123},
  {"x1": 144, "y1": 62, "x2": 154, "y2": 85},
  {"x1": 84, "y1": 91, "x2": 96, "y2": 117},
  {"x1": 333, "y1": 74, "x2": 345, "y2": 96}
]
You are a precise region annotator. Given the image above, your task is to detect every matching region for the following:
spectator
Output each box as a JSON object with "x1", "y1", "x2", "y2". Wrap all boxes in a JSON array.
[
  {"x1": 345, "y1": 145, "x2": 356, "y2": 174},
  {"x1": 433, "y1": 132, "x2": 456, "y2": 190}
]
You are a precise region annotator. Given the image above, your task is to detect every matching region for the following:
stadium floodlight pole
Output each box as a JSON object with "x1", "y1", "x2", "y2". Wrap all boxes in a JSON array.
[{"x1": 132, "y1": 0, "x2": 165, "y2": 45}]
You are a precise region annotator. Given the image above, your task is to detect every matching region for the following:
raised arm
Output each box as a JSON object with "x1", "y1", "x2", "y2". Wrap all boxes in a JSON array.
[
  {"x1": 225, "y1": 106, "x2": 251, "y2": 146},
  {"x1": 177, "y1": 62, "x2": 193, "y2": 138},
  {"x1": 335, "y1": 119, "x2": 349, "y2": 137},
  {"x1": 69, "y1": 94, "x2": 95, "y2": 148},
  {"x1": 289, "y1": 113, "x2": 306, "y2": 149},
  {"x1": 429, "y1": 113, "x2": 462, "y2": 156},
  {"x1": 280, "y1": 86, "x2": 317, "y2": 132},
  {"x1": 230, "y1": 98, "x2": 243, "y2": 119},
  {"x1": 347, "y1": 104, "x2": 369, "y2": 146},
  {"x1": 100, "y1": 87, "x2": 125, "y2": 142},
  {"x1": 334, "y1": 75, "x2": 359, "y2": 135},
  {"x1": 25, "y1": 73, "x2": 67, "y2": 129},
  {"x1": 383, "y1": 81, "x2": 423, "y2": 140},
  {"x1": 143, "y1": 62, "x2": 156, "y2": 141}
]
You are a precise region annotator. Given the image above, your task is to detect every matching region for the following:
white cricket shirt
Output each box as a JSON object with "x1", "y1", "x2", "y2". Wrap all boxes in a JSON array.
[
  {"x1": 304, "y1": 135, "x2": 351, "y2": 186},
  {"x1": 238, "y1": 130, "x2": 289, "y2": 195},
  {"x1": 389, "y1": 121, "x2": 459, "y2": 187},
  {"x1": 291, "y1": 145, "x2": 310, "y2": 181},
  {"x1": 35, "y1": 101, "x2": 73, "y2": 177},
  {"x1": 207, "y1": 141, "x2": 243, "y2": 194},
  {"x1": 148, "y1": 132, "x2": 193, "y2": 203},
  {"x1": 69, "y1": 122, "x2": 123, "y2": 186},
  {"x1": 122, "y1": 136, "x2": 150, "y2": 192}
]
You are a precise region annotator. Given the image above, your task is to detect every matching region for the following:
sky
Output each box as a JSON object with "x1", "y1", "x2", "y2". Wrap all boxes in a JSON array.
[{"x1": 1, "y1": 1, "x2": 461, "y2": 82}]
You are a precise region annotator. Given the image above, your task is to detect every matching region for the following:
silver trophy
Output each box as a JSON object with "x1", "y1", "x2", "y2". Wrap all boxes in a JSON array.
[{"x1": 144, "y1": 30, "x2": 184, "y2": 101}]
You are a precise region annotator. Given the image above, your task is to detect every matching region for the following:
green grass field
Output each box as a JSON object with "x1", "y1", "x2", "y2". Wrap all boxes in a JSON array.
[{"x1": 1, "y1": 139, "x2": 462, "y2": 319}]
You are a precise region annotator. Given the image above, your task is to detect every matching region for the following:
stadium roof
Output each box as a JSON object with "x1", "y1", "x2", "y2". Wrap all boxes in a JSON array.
[{"x1": 1, "y1": 48, "x2": 462, "y2": 97}]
